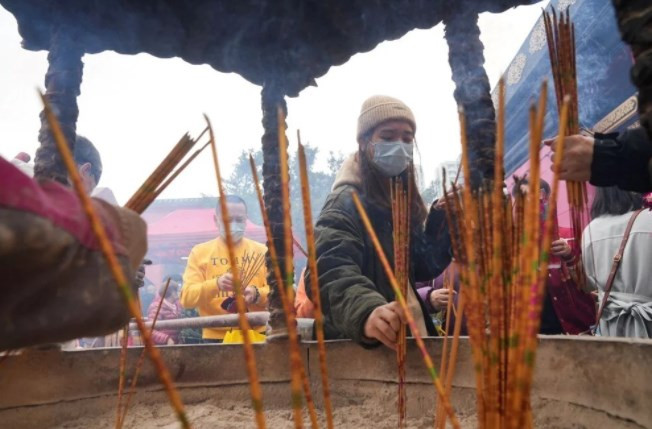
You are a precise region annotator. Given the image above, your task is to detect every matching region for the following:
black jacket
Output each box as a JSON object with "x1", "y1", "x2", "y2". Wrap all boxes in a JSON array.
[
  {"x1": 305, "y1": 183, "x2": 452, "y2": 347},
  {"x1": 591, "y1": 127, "x2": 652, "y2": 193}
]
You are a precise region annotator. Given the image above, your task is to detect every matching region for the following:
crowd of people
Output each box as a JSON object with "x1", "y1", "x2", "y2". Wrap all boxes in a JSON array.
[
  {"x1": 2, "y1": 94, "x2": 652, "y2": 352},
  {"x1": 299, "y1": 95, "x2": 652, "y2": 347}
]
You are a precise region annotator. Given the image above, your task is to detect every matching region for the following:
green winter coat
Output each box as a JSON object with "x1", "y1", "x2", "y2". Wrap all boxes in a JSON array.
[{"x1": 305, "y1": 154, "x2": 452, "y2": 347}]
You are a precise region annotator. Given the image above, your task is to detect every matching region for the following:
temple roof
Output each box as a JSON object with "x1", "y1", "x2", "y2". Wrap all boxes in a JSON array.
[{"x1": 2, "y1": 0, "x2": 536, "y2": 96}]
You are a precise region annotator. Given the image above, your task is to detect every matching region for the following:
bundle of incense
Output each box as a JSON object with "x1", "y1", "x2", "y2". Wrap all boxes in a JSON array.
[
  {"x1": 240, "y1": 251, "x2": 266, "y2": 289},
  {"x1": 205, "y1": 115, "x2": 266, "y2": 429},
  {"x1": 140, "y1": 141, "x2": 211, "y2": 211},
  {"x1": 39, "y1": 91, "x2": 190, "y2": 429},
  {"x1": 125, "y1": 128, "x2": 208, "y2": 214},
  {"x1": 351, "y1": 192, "x2": 460, "y2": 429},
  {"x1": 249, "y1": 154, "x2": 319, "y2": 429},
  {"x1": 437, "y1": 171, "x2": 468, "y2": 429},
  {"x1": 298, "y1": 137, "x2": 335, "y2": 429},
  {"x1": 543, "y1": 6, "x2": 588, "y2": 246},
  {"x1": 118, "y1": 278, "x2": 172, "y2": 429},
  {"x1": 390, "y1": 174, "x2": 410, "y2": 429},
  {"x1": 441, "y1": 81, "x2": 569, "y2": 429}
]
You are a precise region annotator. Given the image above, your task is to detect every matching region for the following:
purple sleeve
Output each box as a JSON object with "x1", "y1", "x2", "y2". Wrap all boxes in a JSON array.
[
  {"x1": 433, "y1": 273, "x2": 446, "y2": 290},
  {"x1": 417, "y1": 286, "x2": 435, "y2": 314},
  {"x1": 151, "y1": 329, "x2": 170, "y2": 345}
]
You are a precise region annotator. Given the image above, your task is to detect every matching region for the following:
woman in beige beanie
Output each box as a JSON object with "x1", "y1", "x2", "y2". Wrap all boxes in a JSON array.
[{"x1": 304, "y1": 95, "x2": 452, "y2": 350}]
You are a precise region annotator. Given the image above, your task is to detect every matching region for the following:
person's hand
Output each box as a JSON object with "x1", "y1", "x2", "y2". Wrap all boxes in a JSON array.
[
  {"x1": 551, "y1": 238, "x2": 572, "y2": 258},
  {"x1": 432, "y1": 198, "x2": 446, "y2": 210},
  {"x1": 217, "y1": 273, "x2": 234, "y2": 292},
  {"x1": 544, "y1": 135, "x2": 594, "y2": 182},
  {"x1": 363, "y1": 301, "x2": 407, "y2": 351},
  {"x1": 243, "y1": 285, "x2": 258, "y2": 305},
  {"x1": 431, "y1": 191, "x2": 457, "y2": 210},
  {"x1": 166, "y1": 337, "x2": 175, "y2": 346},
  {"x1": 133, "y1": 259, "x2": 151, "y2": 288},
  {"x1": 429, "y1": 289, "x2": 456, "y2": 312}
]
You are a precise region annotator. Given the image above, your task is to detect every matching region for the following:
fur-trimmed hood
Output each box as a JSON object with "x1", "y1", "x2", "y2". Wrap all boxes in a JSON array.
[{"x1": 331, "y1": 152, "x2": 362, "y2": 192}]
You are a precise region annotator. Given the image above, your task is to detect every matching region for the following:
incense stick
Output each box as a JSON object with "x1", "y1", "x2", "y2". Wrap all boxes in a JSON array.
[
  {"x1": 391, "y1": 175, "x2": 410, "y2": 429},
  {"x1": 134, "y1": 141, "x2": 211, "y2": 213},
  {"x1": 441, "y1": 81, "x2": 566, "y2": 429},
  {"x1": 277, "y1": 106, "x2": 307, "y2": 429},
  {"x1": 115, "y1": 324, "x2": 129, "y2": 429},
  {"x1": 515, "y1": 98, "x2": 570, "y2": 429},
  {"x1": 435, "y1": 267, "x2": 454, "y2": 429},
  {"x1": 118, "y1": 278, "x2": 172, "y2": 429},
  {"x1": 300, "y1": 363, "x2": 320, "y2": 429},
  {"x1": 248, "y1": 154, "x2": 316, "y2": 428},
  {"x1": 125, "y1": 132, "x2": 198, "y2": 212},
  {"x1": 298, "y1": 139, "x2": 335, "y2": 429},
  {"x1": 543, "y1": 6, "x2": 588, "y2": 247},
  {"x1": 351, "y1": 191, "x2": 460, "y2": 429},
  {"x1": 240, "y1": 251, "x2": 266, "y2": 290},
  {"x1": 39, "y1": 91, "x2": 190, "y2": 429},
  {"x1": 205, "y1": 114, "x2": 266, "y2": 429}
]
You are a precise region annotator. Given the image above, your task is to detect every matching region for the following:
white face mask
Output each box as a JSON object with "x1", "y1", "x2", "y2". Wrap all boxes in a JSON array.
[
  {"x1": 371, "y1": 141, "x2": 413, "y2": 177},
  {"x1": 220, "y1": 221, "x2": 246, "y2": 241}
]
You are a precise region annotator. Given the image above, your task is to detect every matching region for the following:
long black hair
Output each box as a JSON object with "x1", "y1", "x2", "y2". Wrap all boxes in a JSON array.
[{"x1": 590, "y1": 186, "x2": 643, "y2": 219}]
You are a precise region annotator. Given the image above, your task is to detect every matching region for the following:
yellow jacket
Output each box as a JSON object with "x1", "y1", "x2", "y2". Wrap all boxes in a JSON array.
[{"x1": 181, "y1": 237, "x2": 269, "y2": 340}]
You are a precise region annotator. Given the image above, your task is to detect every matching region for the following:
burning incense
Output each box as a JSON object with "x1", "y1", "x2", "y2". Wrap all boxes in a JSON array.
[
  {"x1": 277, "y1": 106, "x2": 307, "y2": 429},
  {"x1": 440, "y1": 82, "x2": 568, "y2": 429},
  {"x1": 543, "y1": 6, "x2": 588, "y2": 246},
  {"x1": 297, "y1": 138, "x2": 335, "y2": 429},
  {"x1": 351, "y1": 191, "x2": 460, "y2": 429},
  {"x1": 205, "y1": 114, "x2": 266, "y2": 429},
  {"x1": 39, "y1": 91, "x2": 190, "y2": 429},
  {"x1": 118, "y1": 278, "x2": 172, "y2": 429},
  {"x1": 513, "y1": 98, "x2": 570, "y2": 429},
  {"x1": 249, "y1": 155, "x2": 317, "y2": 428}
]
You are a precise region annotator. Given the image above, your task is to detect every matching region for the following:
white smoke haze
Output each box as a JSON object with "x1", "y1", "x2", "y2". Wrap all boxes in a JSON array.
[{"x1": 0, "y1": 2, "x2": 547, "y2": 204}]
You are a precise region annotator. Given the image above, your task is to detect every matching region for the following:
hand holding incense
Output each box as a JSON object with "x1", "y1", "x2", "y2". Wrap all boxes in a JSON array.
[{"x1": 351, "y1": 191, "x2": 460, "y2": 429}]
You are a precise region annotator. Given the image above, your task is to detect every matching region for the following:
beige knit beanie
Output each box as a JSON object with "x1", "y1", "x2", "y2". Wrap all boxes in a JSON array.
[{"x1": 356, "y1": 95, "x2": 416, "y2": 141}]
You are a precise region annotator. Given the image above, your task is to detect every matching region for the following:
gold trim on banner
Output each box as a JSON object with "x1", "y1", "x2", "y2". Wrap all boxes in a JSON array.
[{"x1": 592, "y1": 95, "x2": 638, "y2": 133}]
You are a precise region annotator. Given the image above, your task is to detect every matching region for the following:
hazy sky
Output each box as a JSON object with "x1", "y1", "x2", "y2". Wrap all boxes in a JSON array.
[{"x1": 0, "y1": 2, "x2": 546, "y2": 204}]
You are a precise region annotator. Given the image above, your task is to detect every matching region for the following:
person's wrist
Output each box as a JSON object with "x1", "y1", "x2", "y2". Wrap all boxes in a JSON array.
[
  {"x1": 251, "y1": 285, "x2": 260, "y2": 304},
  {"x1": 426, "y1": 288, "x2": 437, "y2": 312},
  {"x1": 591, "y1": 135, "x2": 623, "y2": 187},
  {"x1": 561, "y1": 252, "x2": 576, "y2": 264},
  {"x1": 592, "y1": 129, "x2": 652, "y2": 192}
]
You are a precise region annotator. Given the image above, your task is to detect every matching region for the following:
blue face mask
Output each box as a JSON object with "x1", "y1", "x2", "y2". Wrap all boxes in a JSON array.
[{"x1": 371, "y1": 141, "x2": 413, "y2": 177}]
